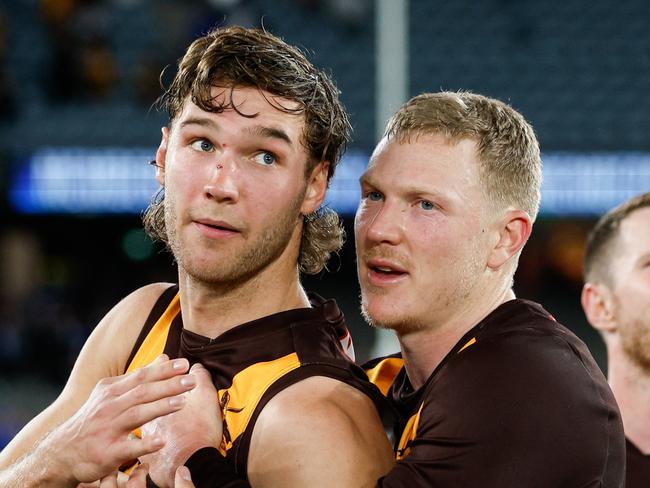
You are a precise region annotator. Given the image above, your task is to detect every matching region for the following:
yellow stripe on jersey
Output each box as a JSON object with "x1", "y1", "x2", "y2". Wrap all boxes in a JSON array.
[
  {"x1": 365, "y1": 357, "x2": 404, "y2": 397},
  {"x1": 396, "y1": 402, "x2": 424, "y2": 460},
  {"x1": 126, "y1": 293, "x2": 181, "y2": 373},
  {"x1": 459, "y1": 337, "x2": 477, "y2": 353},
  {"x1": 393, "y1": 338, "x2": 476, "y2": 461},
  {"x1": 217, "y1": 352, "x2": 301, "y2": 454}
]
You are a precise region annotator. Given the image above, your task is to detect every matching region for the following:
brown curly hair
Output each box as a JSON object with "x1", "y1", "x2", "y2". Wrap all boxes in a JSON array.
[{"x1": 143, "y1": 26, "x2": 350, "y2": 274}]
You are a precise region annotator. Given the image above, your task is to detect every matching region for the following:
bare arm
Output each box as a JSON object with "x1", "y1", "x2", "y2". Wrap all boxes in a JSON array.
[
  {"x1": 138, "y1": 374, "x2": 394, "y2": 488},
  {"x1": 247, "y1": 376, "x2": 395, "y2": 488},
  {"x1": 0, "y1": 283, "x2": 192, "y2": 487}
]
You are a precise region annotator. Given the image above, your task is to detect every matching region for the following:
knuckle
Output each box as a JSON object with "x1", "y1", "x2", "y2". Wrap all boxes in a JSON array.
[
  {"x1": 103, "y1": 383, "x2": 119, "y2": 399},
  {"x1": 131, "y1": 383, "x2": 146, "y2": 402},
  {"x1": 133, "y1": 367, "x2": 146, "y2": 382},
  {"x1": 130, "y1": 404, "x2": 144, "y2": 421}
]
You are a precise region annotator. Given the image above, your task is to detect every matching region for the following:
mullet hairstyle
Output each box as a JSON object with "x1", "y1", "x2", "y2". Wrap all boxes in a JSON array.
[
  {"x1": 143, "y1": 26, "x2": 351, "y2": 274},
  {"x1": 383, "y1": 91, "x2": 542, "y2": 222},
  {"x1": 583, "y1": 191, "x2": 650, "y2": 284}
]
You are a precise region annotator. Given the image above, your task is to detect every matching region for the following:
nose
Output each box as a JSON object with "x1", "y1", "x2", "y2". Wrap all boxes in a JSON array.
[
  {"x1": 356, "y1": 200, "x2": 404, "y2": 246},
  {"x1": 204, "y1": 158, "x2": 239, "y2": 203}
]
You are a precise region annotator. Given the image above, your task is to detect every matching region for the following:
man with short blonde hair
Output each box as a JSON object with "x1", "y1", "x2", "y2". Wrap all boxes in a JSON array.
[{"x1": 358, "y1": 91, "x2": 625, "y2": 486}]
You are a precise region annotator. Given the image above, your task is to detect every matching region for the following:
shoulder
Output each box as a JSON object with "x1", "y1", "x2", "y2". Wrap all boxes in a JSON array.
[
  {"x1": 418, "y1": 314, "x2": 624, "y2": 472},
  {"x1": 248, "y1": 376, "x2": 393, "y2": 488},
  {"x1": 437, "y1": 318, "x2": 610, "y2": 414},
  {"x1": 257, "y1": 375, "x2": 382, "y2": 434},
  {"x1": 456, "y1": 299, "x2": 606, "y2": 394},
  {"x1": 84, "y1": 282, "x2": 176, "y2": 377}
]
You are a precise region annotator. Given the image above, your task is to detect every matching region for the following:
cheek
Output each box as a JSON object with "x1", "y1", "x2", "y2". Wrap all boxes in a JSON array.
[
  {"x1": 354, "y1": 205, "x2": 378, "y2": 237},
  {"x1": 353, "y1": 213, "x2": 364, "y2": 240},
  {"x1": 168, "y1": 161, "x2": 207, "y2": 192}
]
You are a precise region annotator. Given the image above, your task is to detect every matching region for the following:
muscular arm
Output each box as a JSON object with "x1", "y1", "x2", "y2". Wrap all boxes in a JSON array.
[
  {"x1": 0, "y1": 283, "x2": 192, "y2": 487},
  {"x1": 247, "y1": 376, "x2": 394, "y2": 488},
  {"x1": 142, "y1": 375, "x2": 394, "y2": 488}
]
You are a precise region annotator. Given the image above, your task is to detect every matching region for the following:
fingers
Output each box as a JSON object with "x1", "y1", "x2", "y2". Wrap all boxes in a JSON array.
[
  {"x1": 113, "y1": 433, "x2": 166, "y2": 464},
  {"x1": 189, "y1": 363, "x2": 214, "y2": 388},
  {"x1": 175, "y1": 466, "x2": 196, "y2": 488},
  {"x1": 113, "y1": 376, "x2": 195, "y2": 431},
  {"x1": 99, "y1": 471, "x2": 118, "y2": 488},
  {"x1": 125, "y1": 464, "x2": 149, "y2": 488},
  {"x1": 111, "y1": 355, "x2": 190, "y2": 397}
]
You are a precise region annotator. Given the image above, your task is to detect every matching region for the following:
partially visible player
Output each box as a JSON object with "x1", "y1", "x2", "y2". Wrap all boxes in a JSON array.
[{"x1": 581, "y1": 191, "x2": 650, "y2": 488}]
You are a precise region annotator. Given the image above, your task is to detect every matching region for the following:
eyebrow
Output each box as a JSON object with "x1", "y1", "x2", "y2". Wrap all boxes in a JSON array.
[
  {"x1": 178, "y1": 117, "x2": 293, "y2": 146},
  {"x1": 245, "y1": 125, "x2": 293, "y2": 146},
  {"x1": 178, "y1": 117, "x2": 218, "y2": 130}
]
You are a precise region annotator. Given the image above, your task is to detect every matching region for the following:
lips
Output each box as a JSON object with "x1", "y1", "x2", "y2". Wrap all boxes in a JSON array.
[
  {"x1": 364, "y1": 257, "x2": 409, "y2": 285},
  {"x1": 193, "y1": 219, "x2": 240, "y2": 239},
  {"x1": 367, "y1": 258, "x2": 407, "y2": 274}
]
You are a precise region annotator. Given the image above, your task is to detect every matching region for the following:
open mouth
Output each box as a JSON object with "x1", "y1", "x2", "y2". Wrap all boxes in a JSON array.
[
  {"x1": 370, "y1": 265, "x2": 405, "y2": 276},
  {"x1": 366, "y1": 258, "x2": 408, "y2": 282}
]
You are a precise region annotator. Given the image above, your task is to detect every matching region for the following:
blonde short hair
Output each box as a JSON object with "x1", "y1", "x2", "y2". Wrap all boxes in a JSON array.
[{"x1": 384, "y1": 91, "x2": 542, "y2": 220}]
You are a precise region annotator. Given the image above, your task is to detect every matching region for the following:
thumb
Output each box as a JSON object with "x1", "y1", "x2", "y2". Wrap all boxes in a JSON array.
[
  {"x1": 190, "y1": 363, "x2": 212, "y2": 384},
  {"x1": 175, "y1": 466, "x2": 195, "y2": 487}
]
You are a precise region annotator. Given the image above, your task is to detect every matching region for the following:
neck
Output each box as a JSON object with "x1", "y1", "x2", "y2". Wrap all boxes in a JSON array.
[
  {"x1": 607, "y1": 343, "x2": 650, "y2": 454},
  {"x1": 177, "y1": 262, "x2": 310, "y2": 339},
  {"x1": 399, "y1": 283, "x2": 516, "y2": 390}
]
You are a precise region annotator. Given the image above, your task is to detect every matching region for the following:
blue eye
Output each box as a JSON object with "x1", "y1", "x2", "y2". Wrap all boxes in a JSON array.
[
  {"x1": 254, "y1": 152, "x2": 276, "y2": 166},
  {"x1": 367, "y1": 191, "x2": 383, "y2": 201},
  {"x1": 191, "y1": 139, "x2": 214, "y2": 152},
  {"x1": 420, "y1": 200, "x2": 435, "y2": 210}
]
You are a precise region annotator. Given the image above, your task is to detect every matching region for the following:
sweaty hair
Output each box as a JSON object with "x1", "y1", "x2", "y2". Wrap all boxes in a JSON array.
[
  {"x1": 383, "y1": 91, "x2": 542, "y2": 221},
  {"x1": 143, "y1": 26, "x2": 351, "y2": 274},
  {"x1": 583, "y1": 192, "x2": 650, "y2": 284}
]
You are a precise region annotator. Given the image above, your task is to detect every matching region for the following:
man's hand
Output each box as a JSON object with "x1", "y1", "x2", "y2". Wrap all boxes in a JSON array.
[
  {"x1": 140, "y1": 363, "x2": 222, "y2": 488},
  {"x1": 42, "y1": 354, "x2": 197, "y2": 485},
  {"x1": 98, "y1": 465, "x2": 196, "y2": 488}
]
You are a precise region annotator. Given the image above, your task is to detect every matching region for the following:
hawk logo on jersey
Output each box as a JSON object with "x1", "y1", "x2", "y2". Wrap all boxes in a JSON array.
[{"x1": 219, "y1": 390, "x2": 245, "y2": 452}]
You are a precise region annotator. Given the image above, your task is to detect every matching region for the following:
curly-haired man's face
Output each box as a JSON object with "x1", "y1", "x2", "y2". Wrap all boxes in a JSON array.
[{"x1": 153, "y1": 86, "x2": 328, "y2": 287}]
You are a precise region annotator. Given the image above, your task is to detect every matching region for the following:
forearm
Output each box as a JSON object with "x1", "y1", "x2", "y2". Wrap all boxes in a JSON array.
[{"x1": 0, "y1": 434, "x2": 77, "y2": 488}]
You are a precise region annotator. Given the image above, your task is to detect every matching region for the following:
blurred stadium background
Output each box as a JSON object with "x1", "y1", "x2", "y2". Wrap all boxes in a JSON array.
[{"x1": 1, "y1": 0, "x2": 649, "y2": 448}]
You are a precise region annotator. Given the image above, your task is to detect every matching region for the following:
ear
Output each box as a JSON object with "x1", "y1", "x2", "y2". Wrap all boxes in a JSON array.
[
  {"x1": 155, "y1": 127, "x2": 170, "y2": 186},
  {"x1": 300, "y1": 162, "x2": 329, "y2": 215},
  {"x1": 487, "y1": 209, "x2": 533, "y2": 270},
  {"x1": 581, "y1": 282, "x2": 617, "y2": 333}
]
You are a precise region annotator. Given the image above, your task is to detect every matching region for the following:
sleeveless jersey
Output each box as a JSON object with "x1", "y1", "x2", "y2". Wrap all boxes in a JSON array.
[{"x1": 124, "y1": 285, "x2": 386, "y2": 479}]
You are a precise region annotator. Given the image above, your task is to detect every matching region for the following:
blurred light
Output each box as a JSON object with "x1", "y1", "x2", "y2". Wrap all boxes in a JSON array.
[
  {"x1": 9, "y1": 148, "x2": 158, "y2": 215},
  {"x1": 540, "y1": 152, "x2": 650, "y2": 216},
  {"x1": 122, "y1": 228, "x2": 154, "y2": 261},
  {"x1": 8, "y1": 148, "x2": 650, "y2": 217}
]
